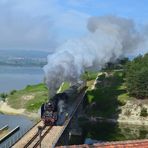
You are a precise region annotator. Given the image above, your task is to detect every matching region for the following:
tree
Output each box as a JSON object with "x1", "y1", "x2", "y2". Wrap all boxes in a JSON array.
[
  {"x1": 125, "y1": 53, "x2": 148, "y2": 99},
  {"x1": 0, "y1": 93, "x2": 8, "y2": 101}
]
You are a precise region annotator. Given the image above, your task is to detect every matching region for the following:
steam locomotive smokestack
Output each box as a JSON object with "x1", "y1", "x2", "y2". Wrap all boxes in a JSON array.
[{"x1": 43, "y1": 15, "x2": 147, "y2": 96}]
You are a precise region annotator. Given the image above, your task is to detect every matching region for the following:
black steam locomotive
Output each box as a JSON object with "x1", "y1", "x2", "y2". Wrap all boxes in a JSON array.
[{"x1": 41, "y1": 81, "x2": 86, "y2": 126}]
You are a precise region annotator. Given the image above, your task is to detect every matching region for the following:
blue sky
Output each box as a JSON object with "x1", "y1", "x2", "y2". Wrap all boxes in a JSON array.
[
  {"x1": 0, "y1": 0, "x2": 147, "y2": 50},
  {"x1": 63, "y1": 0, "x2": 148, "y2": 23}
]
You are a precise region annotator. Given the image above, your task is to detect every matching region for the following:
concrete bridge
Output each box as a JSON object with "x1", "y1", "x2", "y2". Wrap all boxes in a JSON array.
[{"x1": 12, "y1": 88, "x2": 87, "y2": 148}]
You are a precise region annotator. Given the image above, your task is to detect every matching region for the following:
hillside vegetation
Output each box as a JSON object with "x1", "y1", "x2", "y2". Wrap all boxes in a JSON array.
[
  {"x1": 7, "y1": 83, "x2": 48, "y2": 112},
  {"x1": 125, "y1": 53, "x2": 148, "y2": 99},
  {"x1": 85, "y1": 53, "x2": 148, "y2": 120},
  {"x1": 1, "y1": 82, "x2": 70, "y2": 113},
  {"x1": 86, "y1": 71, "x2": 131, "y2": 118}
]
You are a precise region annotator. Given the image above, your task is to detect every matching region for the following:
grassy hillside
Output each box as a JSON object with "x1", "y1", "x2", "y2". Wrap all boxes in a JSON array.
[
  {"x1": 86, "y1": 71, "x2": 132, "y2": 118},
  {"x1": 5, "y1": 82, "x2": 70, "y2": 113},
  {"x1": 7, "y1": 83, "x2": 48, "y2": 112}
]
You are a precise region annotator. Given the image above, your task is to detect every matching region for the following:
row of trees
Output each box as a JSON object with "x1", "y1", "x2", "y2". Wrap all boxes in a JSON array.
[{"x1": 125, "y1": 53, "x2": 148, "y2": 99}]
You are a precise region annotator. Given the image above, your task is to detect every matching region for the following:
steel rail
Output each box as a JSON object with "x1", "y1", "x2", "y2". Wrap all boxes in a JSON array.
[
  {"x1": 32, "y1": 126, "x2": 53, "y2": 148},
  {"x1": 23, "y1": 125, "x2": 45, "y2": 148},
  {"x1": 23, "y1": 125, "x2": 53, "y2": 148}
]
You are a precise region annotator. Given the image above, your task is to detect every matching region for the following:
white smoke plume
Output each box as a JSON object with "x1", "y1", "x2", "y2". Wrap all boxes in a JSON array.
[{"x1": 43, "y1": 15, "x2": 145, "y2": 96}]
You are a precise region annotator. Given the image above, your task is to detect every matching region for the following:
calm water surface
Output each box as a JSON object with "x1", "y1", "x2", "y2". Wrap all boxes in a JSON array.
[
  {"x1": 0, "y1": 66, "x2": 44, "y2": 93},
  {"x1": 0, "y1": 114, "x2": 34, "y2": 147}
]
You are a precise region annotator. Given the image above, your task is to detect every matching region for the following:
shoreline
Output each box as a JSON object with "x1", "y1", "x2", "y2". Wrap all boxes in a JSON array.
[
  {"x1": 0, "y1": 101, "x2": 25, "y2": 115},
  {"x1": 0, "y1": 101, "x2": 40, "y2": 122}
]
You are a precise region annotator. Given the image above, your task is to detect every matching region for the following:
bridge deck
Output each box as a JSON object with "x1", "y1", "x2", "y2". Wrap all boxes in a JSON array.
[{"x1": 41, "y1": 126, "x2": 64, "y2": 148}]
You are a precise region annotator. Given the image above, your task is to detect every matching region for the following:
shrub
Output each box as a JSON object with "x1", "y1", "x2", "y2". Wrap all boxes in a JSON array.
[
  {"x1": 10, "y1": 90, "x2": 17, "y2": 95},
  {"x1": 140, "y1": 107, "x2": 148, "y2": 117},
  {"x1": 124, "y1": 109, "x2": 131, "y2": 116},
  {"x1": 0, "y1": 93, "x2": 8, "y2": 102}
]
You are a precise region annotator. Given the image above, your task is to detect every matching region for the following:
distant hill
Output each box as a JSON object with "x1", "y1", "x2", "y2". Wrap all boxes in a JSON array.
[{"x1": 0, "y1": 49, "x2": 51, "y2": 67}]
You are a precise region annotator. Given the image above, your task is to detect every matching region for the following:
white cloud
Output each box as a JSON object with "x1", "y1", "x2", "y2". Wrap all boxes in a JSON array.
[
  {"x1": 0, "y1": 0, "x2": 58, "y2": 50},
  {"x1": 0, "y1": 0, "x2": 89, "y2": 50}
]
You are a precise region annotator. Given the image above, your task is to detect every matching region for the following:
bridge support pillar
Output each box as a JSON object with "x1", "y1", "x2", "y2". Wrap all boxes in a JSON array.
[{"x1": 63, "y1": 131, "x2": 69, "y2": 145}]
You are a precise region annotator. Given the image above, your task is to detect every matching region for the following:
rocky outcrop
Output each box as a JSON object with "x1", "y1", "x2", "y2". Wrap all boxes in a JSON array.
[{"x1": 118, "y1": 100, "x2": 148, "y2": 125}]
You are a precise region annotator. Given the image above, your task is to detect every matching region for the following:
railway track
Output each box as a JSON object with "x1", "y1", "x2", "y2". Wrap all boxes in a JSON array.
[{"x1": 24, "y1": 125, "x2": 53, "y2": 148}]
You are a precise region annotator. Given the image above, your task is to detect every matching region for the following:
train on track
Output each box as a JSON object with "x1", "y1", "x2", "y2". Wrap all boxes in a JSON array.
[{"x1": 41, "y1": 81, "x2": 86, "y2": 126}]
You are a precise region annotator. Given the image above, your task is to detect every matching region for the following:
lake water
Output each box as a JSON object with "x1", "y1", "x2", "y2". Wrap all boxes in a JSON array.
[
  {"x1": 0, "y1": 114, "x2": 34, "y2": 148},
  {"x1": 0, "y1": 66, "x2": 44, "y2": 93}
]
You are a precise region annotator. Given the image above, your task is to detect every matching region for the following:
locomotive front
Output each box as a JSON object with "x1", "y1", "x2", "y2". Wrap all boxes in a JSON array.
[{"x1": 41, "y1": 101, "x2": 58, "y2": 126}]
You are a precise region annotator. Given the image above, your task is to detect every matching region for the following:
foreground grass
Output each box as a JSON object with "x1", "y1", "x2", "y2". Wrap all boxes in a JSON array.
[
  {"x1": 86, "y1": 71, "x2": 132, "y2": 118},
  {"x1": 7, "y1": 83, "x2": 48, "y2": 112}
]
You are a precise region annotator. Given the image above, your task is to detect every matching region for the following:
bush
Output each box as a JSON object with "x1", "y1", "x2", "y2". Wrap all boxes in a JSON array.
[
  {"x1": 10, "y1": 90, "x2": 17, "y2": 95},
  {"x1": 140, "y1": 107, "x2": 148, "y2": 117}
]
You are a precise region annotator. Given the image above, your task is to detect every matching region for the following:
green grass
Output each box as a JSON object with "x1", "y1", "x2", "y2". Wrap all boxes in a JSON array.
[
  {"x1": 6, "y1": 82, "x2": 70, "y2": 113},
  {"x1": 86, "y1": 71, "x2": 132, "y2": 118},
  {"x1": 117, "y1": 93, "x2": 130, "y2": 106},
  {"x1": 7, "y1": 83, "x2": 48, "y2": 112},
  {"x1": 0, "y1": 110, "x2": 4, "y2": 114},
  {"x1": 59, "y1": 82, "x2": 70, "y2": 92},
  {"x1": 81, "y1": 71, "x2": 98, "y2": 81}
]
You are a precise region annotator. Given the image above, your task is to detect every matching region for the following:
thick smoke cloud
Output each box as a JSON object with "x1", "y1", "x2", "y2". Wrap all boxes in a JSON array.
[{"x1": 43, "y1": 15, "x2": 145, "y2": 96}]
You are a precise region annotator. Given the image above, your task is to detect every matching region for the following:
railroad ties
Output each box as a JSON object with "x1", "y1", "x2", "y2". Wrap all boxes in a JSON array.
[{"x1": 24, "y1": 125, "x2": 52, "y2": 148}]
